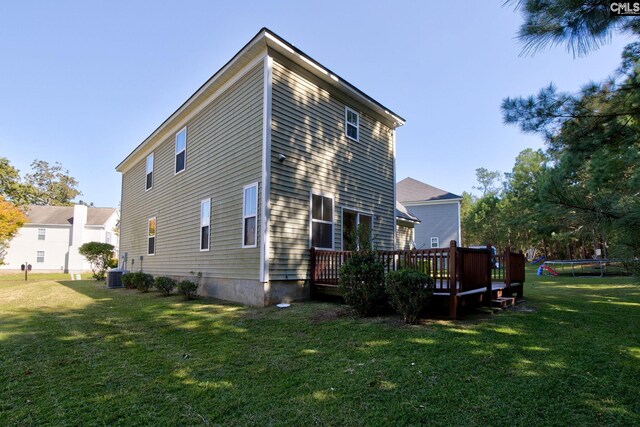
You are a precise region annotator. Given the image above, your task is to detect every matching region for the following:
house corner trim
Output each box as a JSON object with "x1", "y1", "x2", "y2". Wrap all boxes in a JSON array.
[{"x1": 260, "y1": 54, "x2": 273, "y2": 283}]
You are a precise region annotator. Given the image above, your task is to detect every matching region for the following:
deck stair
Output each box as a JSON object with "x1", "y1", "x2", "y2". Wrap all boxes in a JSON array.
[{"x1": 492, "y1": 296, "x2": 516, "y2": 309}]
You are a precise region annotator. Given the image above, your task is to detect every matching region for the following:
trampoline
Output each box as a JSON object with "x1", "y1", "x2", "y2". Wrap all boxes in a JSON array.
[{"x1": 541, "y1": 259, "x2": 631, "y2": 277}]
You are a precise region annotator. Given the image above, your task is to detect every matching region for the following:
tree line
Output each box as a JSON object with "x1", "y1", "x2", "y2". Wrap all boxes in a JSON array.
[{"x1": 463, "y1": 1, "x2": 640, "y2": 266}]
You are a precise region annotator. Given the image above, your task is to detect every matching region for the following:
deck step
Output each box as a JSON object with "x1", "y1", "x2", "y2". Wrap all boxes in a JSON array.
[
  {"x1": 314, "y1": 283, "x2": 341, "y2": 296},
  {"x1": 492, "y1": 297, "x2": 516, "y2": 309}
]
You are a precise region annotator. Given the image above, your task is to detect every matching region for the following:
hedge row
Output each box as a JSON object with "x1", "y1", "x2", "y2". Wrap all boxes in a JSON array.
[{"x1": 121, "y1": 272, "x2": 200, "y2": 300}]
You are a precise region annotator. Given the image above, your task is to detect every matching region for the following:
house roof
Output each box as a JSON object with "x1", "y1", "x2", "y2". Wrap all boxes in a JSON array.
[
  {"x1": 396, "y1": 177, "x2": 462, "y2": 203},
  {"x1": 116, "y1": 27, "x2": 405, "y2": 174},
  {"x1": 25, "y1": 205, "x2": 117, "y2": 226},
  {"x1": 86, "y1": 208, "x2": 118, "y2": 225},
  {"x1": 395, "y1": 201, "x2": 420, "y2": 223}
]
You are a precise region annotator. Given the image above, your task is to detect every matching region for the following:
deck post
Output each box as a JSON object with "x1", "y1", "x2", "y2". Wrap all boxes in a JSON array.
[
  {"x1": 505, "y1": 247, "x2": 512, "y2": 288},
  {"x1": 485, "y1": 244, "x2": 493, "y2": 306},
  {"x1": 449, "y1": 240, "x2": 458, "y2": 319},
  {"x1": 309, "y1": 247, "x2": 316, "y2": 299},
  {"x1": 518, "y1": 250, "x2": 524, "y2": 298}
]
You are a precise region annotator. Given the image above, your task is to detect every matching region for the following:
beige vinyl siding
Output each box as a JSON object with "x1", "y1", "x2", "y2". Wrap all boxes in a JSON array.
[
  {"x1": 269, "y1": 55, "x2": 395, "y2": 281},
  {"x1": 120, "y1": 62, "x2": 264, "y2": 280},
  {"x1": 396, "y1": 221, "x2": 415, "y2": 250}
]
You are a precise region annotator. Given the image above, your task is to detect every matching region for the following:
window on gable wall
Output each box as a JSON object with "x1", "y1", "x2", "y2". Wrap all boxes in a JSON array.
[
  {"x1": 311, "y1": 193, "x2": 333, "y2": 249},
  {"x1": 146, "y1": 153, "x2": 154, "y2": 190},
  {"x1": 38, "y1": 228, "x2": 46, "y2": 241},
  {"x1": 148, "y1": 217, "x2": 157, "y2": 255},
  {"x1": 200, "y1": 198, "x2": 211, "y2": 251},
  {"x1": 242, "y1": 184, "x2": 257, "y2": 247},
  {"x1": 175, "y1": 128, "x2": 187, "y2": 174},
  {"x1": 431, "y1": 237, "x2": 439, "y2": 248},
  {"x1": 345, "y1": 107, "x2": 359, "y2": 141}
]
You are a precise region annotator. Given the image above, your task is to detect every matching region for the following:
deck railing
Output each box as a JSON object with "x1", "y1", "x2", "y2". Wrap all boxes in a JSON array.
[
  {"x1": 309, "y1": 241, "x2": 526, "y2": 318},
  {"x1": 504, "y1": 248, "x2": 526, "y2": 285}
]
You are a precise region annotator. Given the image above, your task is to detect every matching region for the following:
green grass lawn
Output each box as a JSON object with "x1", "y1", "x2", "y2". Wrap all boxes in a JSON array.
[{"x1": 1, "y1": 270, "x2": 639, "y2": 426}]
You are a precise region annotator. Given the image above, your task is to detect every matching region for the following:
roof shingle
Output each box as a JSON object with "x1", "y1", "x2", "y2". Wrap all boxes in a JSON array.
[
  {"x1": 397, "y1": 177, "x2": 461, "y2": 203},
  {"x1": 25, "y1": 205, "x2": 117, "y2": 226}
]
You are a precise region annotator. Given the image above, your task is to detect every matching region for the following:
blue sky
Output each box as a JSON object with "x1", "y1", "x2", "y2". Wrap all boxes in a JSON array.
[{"x1": 0, "y1": 1, "x2": 630, "y2": 207}]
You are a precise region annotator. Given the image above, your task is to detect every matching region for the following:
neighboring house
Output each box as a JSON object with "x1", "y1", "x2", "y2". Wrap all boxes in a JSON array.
[
  {"x1": 396, "y1": 177, "x2": 462, "y2": 249},
  {"x1": 116, "y1": 28, "x2": 405, "y2": 306},
  {"x1": 395, "y1": 201, "x2": 420, "y2": 250},
  {"x1": 0, "y1": 205, "x2": 119, "y2": 273}
]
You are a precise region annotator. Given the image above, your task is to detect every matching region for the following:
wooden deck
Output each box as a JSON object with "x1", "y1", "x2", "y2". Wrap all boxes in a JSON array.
[{"x1": 310, "y1": 241, "x2": 526, "y2": 319}]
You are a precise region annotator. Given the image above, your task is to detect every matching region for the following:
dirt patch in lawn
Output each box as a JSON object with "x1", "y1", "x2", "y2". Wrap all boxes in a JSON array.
[
  {"x1": 309, "y1": 305, "x2": 353, "y2": 324},
  {"x1": 509, "y1": 302, "x2": 537, "y2": 313}
]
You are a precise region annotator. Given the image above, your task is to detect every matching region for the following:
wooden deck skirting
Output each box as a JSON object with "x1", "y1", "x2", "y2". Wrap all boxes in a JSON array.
[{"x1": 309, "y1": 241, "x2": 526, "y2": 319}]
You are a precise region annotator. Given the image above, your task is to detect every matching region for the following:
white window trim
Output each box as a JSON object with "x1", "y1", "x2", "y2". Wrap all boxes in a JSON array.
[
  {"x1": 175, "y1": 127, "x2": 187, "y2": 175},
  {"x1": 145, "y1": 153, "x2": 154, "y2": 191},
  {"x1": 147, "y1": 217, "x2": 157, "y2": 256},
  {"x1": 200, "y1": 198, "x2": 211, "y2": 252},
  {"x1": 309, "y1": 191, "x2": 334, "y2": 250},
  {"x1": 242, "y1": 182, "x2": 258, "y2": 249},
  {"x1": 38, "y1": 228, "x2": 46, "y2": 241},
  {"x1": 431, "y1": 237, "x2": 439, "y2": 248},
  {"x1": 36, "y1": 250, "x2": 45, "y2": 263},
  {"x1": 345, "y1": 106, "x2": 359, "y2": 142},
  {"x1": 341, "y1": 207, "x2": 374, "y2": 250}
]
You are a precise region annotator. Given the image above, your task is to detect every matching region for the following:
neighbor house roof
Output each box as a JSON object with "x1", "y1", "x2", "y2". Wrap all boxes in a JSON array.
[
  {"x1": 395, "y1": 201, "x2": 420, "y2": 223},
  {"x1": 25, "y1": 206, "x2": 117, "y2": 226},
  {"x1": 86, "y1": 208, "x2": 118, "y2": 225},
  {"x1": 116, "y1": 27, "x2": 405, "y2": 174},
  {"x1": 396, "y1": 177, "x2": 462, "y2": 203}
]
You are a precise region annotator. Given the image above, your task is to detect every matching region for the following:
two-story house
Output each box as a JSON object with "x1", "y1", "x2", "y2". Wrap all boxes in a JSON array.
[
  {"x1": 0, "y1": 204, "x2": 119, "y2": 273},
  {"x1": 396, "y1": 177, "x2": 462, "y2": 249},
  {"x1": 116, "y1": 28, "x2": 405, "y2": 306}
]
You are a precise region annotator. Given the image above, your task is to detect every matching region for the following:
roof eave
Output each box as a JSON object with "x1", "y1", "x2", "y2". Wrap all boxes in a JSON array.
[
  {"x1": 116, "y1": 27, "x2": 404, "y2": 173},
  {"x1": 263, "y1": 30, "x2": 405, "y2": 128},
  {"x1": 396, "y1": 216, "x2": 420, "y2": 224},
  {"x1": 400, "y1": 198, "x2": 463, "y2": 206},
  {"x1": 116, "y1": 28, "x2": 270, "y2": 172}
]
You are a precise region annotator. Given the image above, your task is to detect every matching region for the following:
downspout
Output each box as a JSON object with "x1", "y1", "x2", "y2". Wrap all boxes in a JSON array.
[{"x1": 392, "y1": 129, "x2": 397, "y2": 251}]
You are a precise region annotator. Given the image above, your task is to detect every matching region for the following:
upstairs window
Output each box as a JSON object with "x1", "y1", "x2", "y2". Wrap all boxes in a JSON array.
[
  {"x1": 345, "y1": 107, "x2": 359, "y2": 141},
  {"x1": 106, "y1": 232, "x2": 112, "y2": 244},
  {"x1": 146, "y1": 153, "x2": 154, "y2": 190},
  {"x1": 200, "y1": 198, "x2": 211, "y2": 251},
  {"x1": 175, "y1": 127, "x2": 187, "y2": 174},
  {"x1": 431, "y1": 237, "x2": 439, "y2": 248},
  {"x1": 37, "y1": 251, "x2": 45, "y2": 263},
  {"x1": 242, "y1": 184, "x2": 257, "y2": 248},
  {"x1": 311, "y1": 193, "x2": 333, "y2": 249},
  {"x1": 148, "y1": 217, "x2": 157, "y2": 255},
  {"x1": 38, "y1": 228, "x2": 46, "y2": 241}
]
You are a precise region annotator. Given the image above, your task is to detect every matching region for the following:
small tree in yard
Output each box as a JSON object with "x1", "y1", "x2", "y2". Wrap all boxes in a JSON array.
[
  {"x1": 338, "y1": 225, "x2": 387, "y2": 316},
  {"x1": 78, "y1": 242, "x2": 115, "y2": 280}
]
